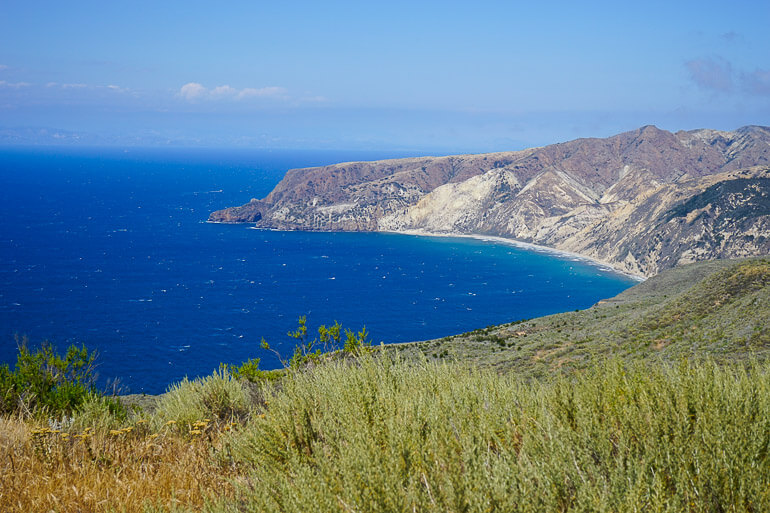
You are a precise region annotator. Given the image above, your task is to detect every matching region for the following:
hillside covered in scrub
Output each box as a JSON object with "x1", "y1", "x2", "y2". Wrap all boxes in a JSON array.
[
  {"x1": 399, "y1": 257, "x2": 770, "y2": 375},
  {"x1": 1, "y1": 257, "x2": 769, "y2": 512},
  {"x1": 211, "y1": 125, "x2": 770, "y2": 277}
]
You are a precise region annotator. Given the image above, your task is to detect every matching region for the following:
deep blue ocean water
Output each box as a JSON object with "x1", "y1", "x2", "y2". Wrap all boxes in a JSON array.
[{"x1": 0, "y1": 147, "x2": 637, "y2": 393}]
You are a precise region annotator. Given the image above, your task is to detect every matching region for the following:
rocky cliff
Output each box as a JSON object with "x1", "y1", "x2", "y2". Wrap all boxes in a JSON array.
[{"x1": 210, "y1": 125, "x2": 770, "y2": 277}]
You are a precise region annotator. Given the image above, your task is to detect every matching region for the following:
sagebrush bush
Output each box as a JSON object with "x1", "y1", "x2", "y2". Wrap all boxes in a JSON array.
[
  {"x1": 153, "y1": 368, "x2": 249, "y2": 431},
  {"x1": 69, "y1": 393, "x2": 128, "y2": 432},
  {"x1": 225, "y1": 355, "x2": 770, "y2": 512}
]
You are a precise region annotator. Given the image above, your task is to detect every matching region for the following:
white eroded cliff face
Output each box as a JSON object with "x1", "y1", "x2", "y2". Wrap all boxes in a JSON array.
[{"x1": 378, "y1": 169, "x2": 521, "y2": 233}]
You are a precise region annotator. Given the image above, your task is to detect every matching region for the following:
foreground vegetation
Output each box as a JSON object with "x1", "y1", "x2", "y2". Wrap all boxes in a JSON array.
[
  {"x1": 2, "y1": 257, "x2": 769, "y2": 512},
  {"x1": 1, "y1": 356, "x2": 769, "y2": 512}
]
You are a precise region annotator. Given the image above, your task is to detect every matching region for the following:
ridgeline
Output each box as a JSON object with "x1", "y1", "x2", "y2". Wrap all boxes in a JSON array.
[{"x1": 211, "y1": 125, "x2": 770, "y2": 277}]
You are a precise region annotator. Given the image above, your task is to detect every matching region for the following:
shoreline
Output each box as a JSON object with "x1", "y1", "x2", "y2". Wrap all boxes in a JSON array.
[
  {"x1": 384, "y1": 229, "x2": 647, "y2": 282},
  {"x1": 209, "y1": 220, "x2": 646, "y2": 281}
]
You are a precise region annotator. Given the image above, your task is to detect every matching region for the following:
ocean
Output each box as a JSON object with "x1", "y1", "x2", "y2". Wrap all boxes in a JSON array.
[{"x1": 0, "y1": 147, "x2": 637, "y2": 393}]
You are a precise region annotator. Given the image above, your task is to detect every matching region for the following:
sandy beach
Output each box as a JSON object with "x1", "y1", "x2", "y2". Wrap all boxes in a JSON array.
[{"x1": 387, "y1": 229, "x2": 647, "y2": 282}]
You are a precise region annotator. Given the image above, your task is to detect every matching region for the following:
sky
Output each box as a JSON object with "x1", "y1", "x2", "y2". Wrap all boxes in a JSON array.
[{"x1": 1, "y1": 0, "x2": 769, "y2": 153}]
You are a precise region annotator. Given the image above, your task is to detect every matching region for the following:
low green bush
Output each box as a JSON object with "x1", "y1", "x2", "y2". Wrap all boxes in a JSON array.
[
  {"x1": 224, "y1": 358, "x2": 284, "y2": 384},
  {"x1": 69, "y1": 393, "x2": 128, "y2": 432},
  {"x1": 154, "y1": 368, "x2": 249, "y2": 431},
  {"x1": 224, "y1": 355, "x2": 770, "y2": 512},
  {"x1": 0, "y1": 339, "x2": 98, "y2": 417}
]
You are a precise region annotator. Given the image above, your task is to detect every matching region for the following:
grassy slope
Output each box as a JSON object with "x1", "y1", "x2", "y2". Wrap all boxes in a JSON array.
[{"x1": 396, "y1": 257, "x2": 770, "y2": 378}]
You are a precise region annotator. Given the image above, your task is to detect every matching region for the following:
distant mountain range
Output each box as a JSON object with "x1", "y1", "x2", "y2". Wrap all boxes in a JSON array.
[{"x1": 210, "y1": 125, "x2": 770, "y2": 277}]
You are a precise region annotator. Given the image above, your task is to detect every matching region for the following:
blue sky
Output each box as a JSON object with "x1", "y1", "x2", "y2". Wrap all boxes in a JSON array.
[{"x1": 1, "y1": 0, "x2": 768, "y2": 152}]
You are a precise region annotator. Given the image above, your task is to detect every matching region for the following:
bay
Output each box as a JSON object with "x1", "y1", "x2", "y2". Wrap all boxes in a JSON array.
[{"x1": 0, "y1": 147, "x2": 636, "y2": 393}]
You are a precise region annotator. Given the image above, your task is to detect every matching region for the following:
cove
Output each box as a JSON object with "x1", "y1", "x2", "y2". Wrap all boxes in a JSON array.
[{"x1": 0, "y1": 148, "x2": 636, "y2": 393}]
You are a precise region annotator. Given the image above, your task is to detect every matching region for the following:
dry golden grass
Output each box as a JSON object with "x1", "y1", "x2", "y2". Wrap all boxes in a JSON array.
[{"x1": 0, "y1": 416, "x2": 241, "y2": 513}]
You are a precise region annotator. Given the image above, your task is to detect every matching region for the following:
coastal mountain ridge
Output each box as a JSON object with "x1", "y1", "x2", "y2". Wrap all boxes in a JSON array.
[{"x1": 210, "y1": 125, "x2": 770, "y2": 277}]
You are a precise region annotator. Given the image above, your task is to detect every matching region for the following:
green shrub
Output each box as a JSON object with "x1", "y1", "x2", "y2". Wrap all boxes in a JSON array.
[
  {"x1": 224, "y1": 358, "x2": 284, "y2": 384},
  {"x1": 225, "y1": 356, "x2": 770, "y2": 512},
  {"x1": 69, "y1": 393, "x2": 128, "y2": 432},
  {"x1": 154, "y1": 368, "x2": 249, "y2": 431},
  {"x1": 259, "y1": 316, "x2": 373, "y2": 370},
  {"x1": 0, "y1": 339, "x2": 98, "y2": 417},
  {"x1": 343, "y1": 325, "x2": 371, "y2": 355}
]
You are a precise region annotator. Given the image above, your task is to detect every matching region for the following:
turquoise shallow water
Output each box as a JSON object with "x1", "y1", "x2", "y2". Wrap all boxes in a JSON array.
[{"x1": 0, "y1": 147, "x2": 637, "y2": 393}]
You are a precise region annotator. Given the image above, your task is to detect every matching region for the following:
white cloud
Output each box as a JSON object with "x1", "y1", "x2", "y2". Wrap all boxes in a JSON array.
[
  {"x1": 105, "y1": 84, "x2": 130, "y2": 94},
  {"x1": 0, "y1": 80, "x2": 31, "y2": 88},
  {"x1": 238, "y1": 86, "x2": 287, "y2": 99},
  {"x1": 43, "y1": 82, "x2": 129, "y2": 93},
  {"x1": 0, "y1": 64, "x2": 8, "y2": 71},
  {"x1": 179, "y1": 83, "x2": 288, "y2": 102},
  {"x1": 211, "y1": 85, "x2": 237, "y2": 97},
  {"x1": 179, "y1": 82, "x2": 207, "y2": 100}
]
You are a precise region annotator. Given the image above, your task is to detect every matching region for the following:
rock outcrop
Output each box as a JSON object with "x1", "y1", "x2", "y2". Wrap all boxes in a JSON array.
[{"x1": 210, "y1": 125, "x2": 770, "y2": 277}]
